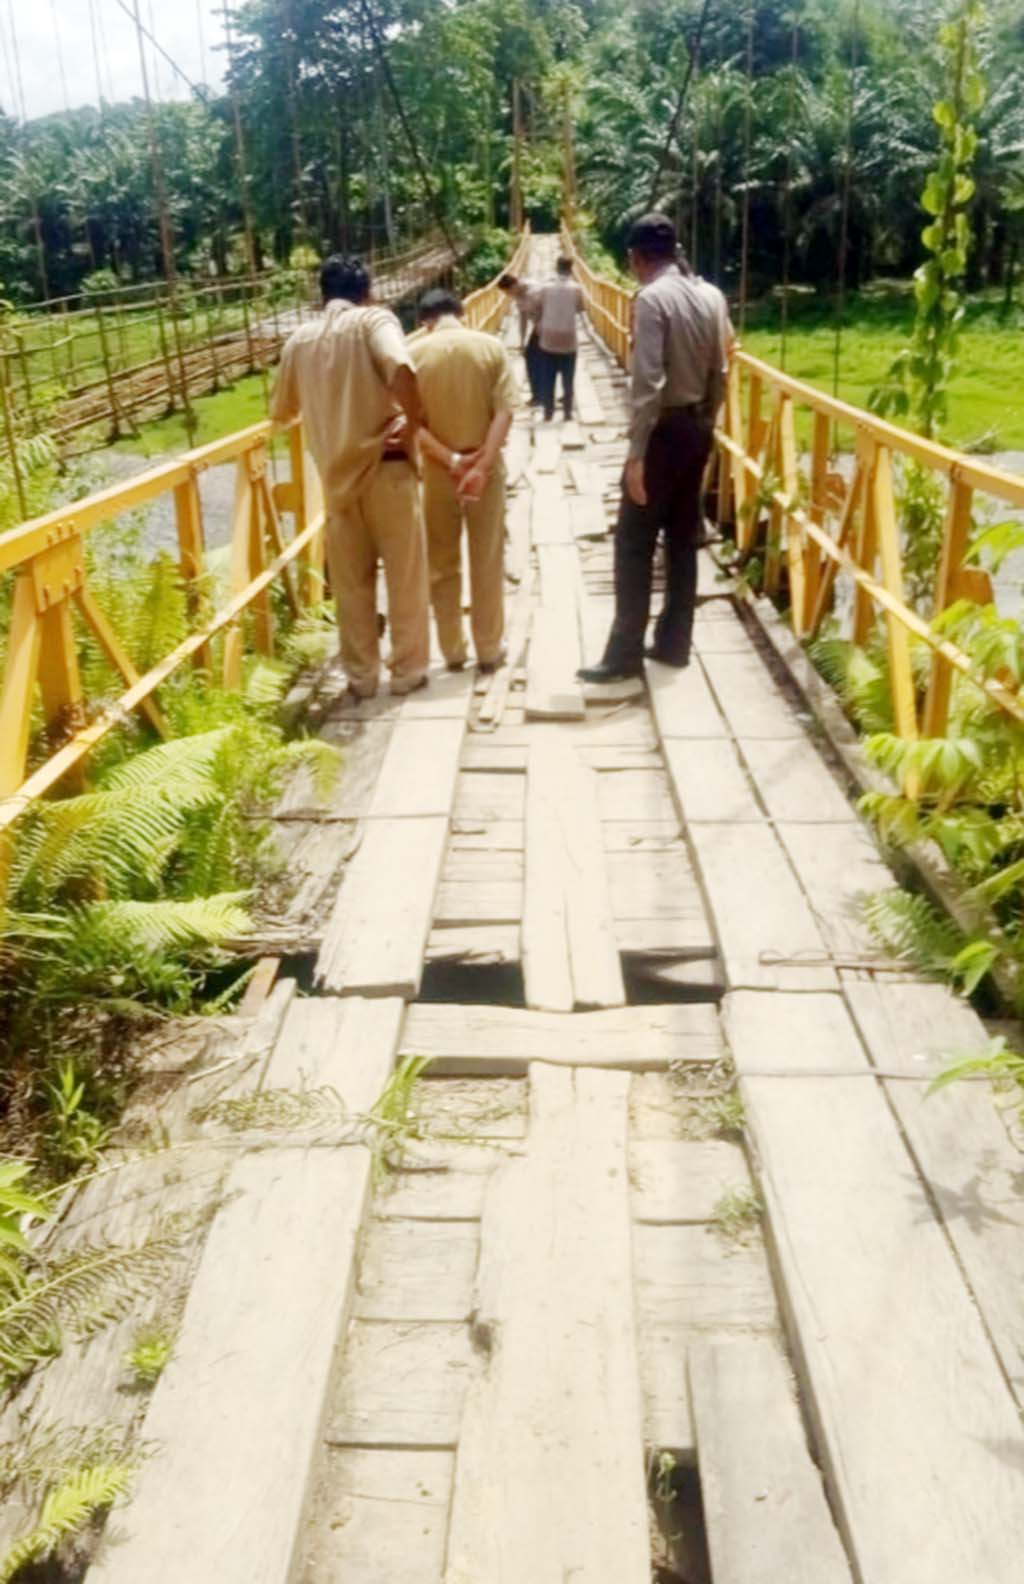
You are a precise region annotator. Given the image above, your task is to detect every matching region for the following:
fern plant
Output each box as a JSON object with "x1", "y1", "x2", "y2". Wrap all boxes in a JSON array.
[{"x1": 0, "y1": 1462, "x2": 133, "y2": 1583}]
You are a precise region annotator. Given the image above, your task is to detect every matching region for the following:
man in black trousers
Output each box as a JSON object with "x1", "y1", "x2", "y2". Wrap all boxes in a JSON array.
[{"x1": 578, "y1": 213, "x2": 731, "y2": 683}]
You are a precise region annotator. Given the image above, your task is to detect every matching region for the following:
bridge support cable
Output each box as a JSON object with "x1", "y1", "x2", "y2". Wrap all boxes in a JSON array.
[{"x1": 357, "y1": 0, "x2": 461, "y2": 267}]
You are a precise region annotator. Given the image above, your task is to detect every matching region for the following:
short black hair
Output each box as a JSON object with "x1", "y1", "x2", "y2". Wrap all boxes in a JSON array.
[
  {"x1": 556, "y1": 255, "x2": 573, "y2": 276},
  {"x1": 626, "y1": 213, "x2": 678, "y2": 262},
  {"x1": 320, "y1": 254, "x2": 371, "y2": 304},
  {"x1": 498, "y1": 273, "x2": 519, "y2": 291},
  {"x1": 418, "y1": 288, "x2": 464, "y2": 322}
]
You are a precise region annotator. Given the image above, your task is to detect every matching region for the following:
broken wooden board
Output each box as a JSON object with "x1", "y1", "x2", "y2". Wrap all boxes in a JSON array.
[
  {"x1": 401, "y1": 1002, "x2": 723, "y2": 1074},
  {"x1": 316, "y1": 815, "x2": 448, "y2": 998},
  {"x1": 367, "y1": 719, "x2": 465, "y2": 819},
  {"x1": 726, "y1": 989, "x2": 1024, "y2": 1584},
  {"x1": 445, "y1": 1066, "x2": 650, "y2": 1584},
  {"x1": 687, "y1": 821, "x2": 836, "y2": 990},
  {"x1": 523, "y1": 735, "x2": 625, "y2": 1011},
  {"x1": 689, "y1": 1341, "x2": 854, "y2": 1584},
  {"x1": 525, "y1": 547, "x2": 585, "y2": 721},
  {"x1": 90, "y1": 998, "x2": 402, "y2": 1584},
  {"x1": 843, "y1": 977, "x2": 1024, "y2": 1405}
]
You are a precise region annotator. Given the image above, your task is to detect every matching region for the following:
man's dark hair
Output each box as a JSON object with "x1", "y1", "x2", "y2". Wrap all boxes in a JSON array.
[
  {"x1": 498, "y1": 273, "x2": 519, "y2": 291},
  {"x1": 418, "y1": 288, "x2": 464, "y2": 322},
  {"x1": 320, "y1": 254, "x2": 371, "y2": 304},
  {"x1": 626, "y1": 213, "x2": 678, "y2": 263},
  {"x1": 556, "y1": 255, "x2": 573, "y2": 276}
]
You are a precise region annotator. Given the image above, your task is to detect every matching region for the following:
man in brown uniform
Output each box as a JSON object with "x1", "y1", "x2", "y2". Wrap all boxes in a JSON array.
[
  {"x1": 270, "y1": 254, "x2": 430, "y2": 697},
  {"x1": 411, "y1": 289, "x2": 519, "y2": 672}
]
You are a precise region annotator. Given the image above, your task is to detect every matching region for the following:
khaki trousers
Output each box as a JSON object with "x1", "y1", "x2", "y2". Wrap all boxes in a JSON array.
[
  {"x1": 327, "y1": 461, "x2": 430, "y2": 696},
  {"x1": 423, "y1": 462, "x2": 506, "y2": 667}
]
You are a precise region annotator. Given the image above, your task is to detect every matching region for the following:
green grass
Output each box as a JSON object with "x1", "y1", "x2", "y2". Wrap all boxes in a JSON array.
[
  {"x1": 743, "y1": 284, "x2": 1024, "y2": 451},
  {"x1": 113, "y1": 372, "x2": 275, "y2": 458}
]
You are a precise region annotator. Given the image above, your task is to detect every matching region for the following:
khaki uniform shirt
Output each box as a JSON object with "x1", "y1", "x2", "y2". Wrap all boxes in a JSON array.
[
  {"x1": 411, "y1": 315, "x2": 519, "y2": 453},
  {"x1": 628, "y1": 265, "x2": 732, "y2": 460},
  {"x1": 270, "y1": 299, "x2": 413, "y2": 506}
]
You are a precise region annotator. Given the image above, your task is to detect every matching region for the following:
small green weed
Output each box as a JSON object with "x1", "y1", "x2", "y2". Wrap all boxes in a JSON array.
[
  {"x1": 124, "y1": 1326, "x2": 174, "y2": 1387},
  {"x1": 712, "y1": 1185, "x2": 763, "y2": 1244},
  {"x1": 699, "y1": 1089, "x2": 746, "y2": 1140},
  {"x1": 44, "y1": 1062, "x2": 111, "y2": 1176}
]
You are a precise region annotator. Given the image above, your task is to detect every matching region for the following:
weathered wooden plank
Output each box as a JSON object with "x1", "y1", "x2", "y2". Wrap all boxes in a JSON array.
[
  {"x1": 726, "y1": 989, "x2": 1024, "y2": 1584},
  {"x1": 449, "y1": 816, "x2": 524, "y2": 850},
  {"x1": 529, "y1": 472, "x2": 569, "y2": 544},
  {"x1": 561, "y1": 419, "x2": 586, "y2": 449},
  {"x1": 453, "y1": 771, "x2": 525, "y2": 822},
  {"x1": 690, "y1": 1341, "x2": 854, "y2": 1584},
  {"x1": 276, "y1": 718, "x2": 393, "y2": 820},
  {"x1": 700, "y1": 649, "x2": 806, "y2": 739},
  {"x1": 567, "y1": 457, "x2": 599, "y2": 495},
  {"x1": 634, "y1": 1223, "x2": 778, "y2": 1331},
  {"x1": 630, "y1": 1140, "x2": 752, "y2": 1223},
  {"x1": 648, "y1": 659, "x2": 728, "y2": 739},
  {"x1": 367, "y1": 719, "x2": 465, "y2": 818},
  {"x1": 426, "y1": 922, "x2": 521, "y2": 965},
  {"x1": 663, "y1": 736, "x2": 762, "y2": 823},
  {"x1": 606, "y1": 846, "x2": 705, "y2": 920},
  {"x1": 434, "y1": 874, "x2": 522, "y2": 924},
  {"x1": 574, "y1": 365, "x2": 605, "y2": 425},
  {"x1": 378, "y1": 1141, "x2": 508, "y2": 1220},
  {"x1": 776, "y1": 820, "x2": 892, "y2": 960},
  {"x1": 90, "y1": 998, "x2": 401, "y2": 1584},
  {"x1": 688, "y1": 822, "x2": 836, "y2": 990},
  {"x1": 505, "y1": 490, "x2": 532, "y2": 585},
  {"x1": 691, "y1": 604, "x2": 754, "y2": 654},
  {"x1": 568, "y1": 492, "x2": 608, "y2": 540},
  {"x1": 533, "y1": 425, "x2": 562, "y2": 474},
  {"x1": 355, "y1": 1219, "x2": 480, "y2": 1321},
  {"x1": 400, "y1": 666, "x2": 475, "y2": 719},
  {"x1": 523, "y1": 736, "x2": 625, "y2": 1010},
  {"x1": 597, "y1": 767, "x2": 678, "y2": 822},
  {"x1": 461, "y1": 738, "x2": 662, "y2": 773},
  {"x1": 401, "y1": 1003, "x2": 723, "y2": 1074},
  {"x1": 316, "y1": 816, "x2": 448, "y2": 997},
  {"x1": 301, "y1": 1448, "x2": 452, "y2": 1584},
  {"x1": 844, "y1": 977, "x2": 1024, "y2": 1404},
  {"x1": 326, "y1": 1320, "x2": 478, "y2": 1448},
  {"x1": 445, "y1": 1066, "x2": 650, "y2": 1584},
  {"x1": 741, "y1": 737, "x2": 855, "y2": 824},
  {"x1": 526, "y1": 546, "x2": 585, "y2": 720}
]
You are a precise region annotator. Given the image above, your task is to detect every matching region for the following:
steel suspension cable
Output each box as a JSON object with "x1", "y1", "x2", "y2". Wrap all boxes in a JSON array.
[
  {"x1": 357, "y1": 0, "x2": 460, "y2": 265},
  {"x1": 738, "y1": 0, "x2": 755, "y2": 331},
  {"x1": 88, "y1": 0, "x2": 106, "y2": 105},
  {"x1": 647, "y1": 0, "x2": 715, "y2": 213}
]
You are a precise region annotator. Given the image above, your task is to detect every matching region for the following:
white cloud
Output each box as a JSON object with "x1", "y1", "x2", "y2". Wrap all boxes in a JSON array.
[{"x1": 6, "y1": 0, "x2": 228, "y2": 121}]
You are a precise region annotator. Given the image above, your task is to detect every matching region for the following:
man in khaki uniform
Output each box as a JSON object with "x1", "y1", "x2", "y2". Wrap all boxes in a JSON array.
[
  {"x1": 270, "y1": 254, "x2": 430, "y2": 697},
  {"x1": 411, "y1": 289, "x2": 519, "y2": 672}
]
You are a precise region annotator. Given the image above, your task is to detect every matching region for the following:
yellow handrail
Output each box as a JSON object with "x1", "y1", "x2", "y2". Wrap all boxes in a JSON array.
[
  {"x1": 0, "y1": 230, "x2": 531, "y2": 832},
  {"x1": 559, "y1": 223, "x2": 1024, "y2": 738}
]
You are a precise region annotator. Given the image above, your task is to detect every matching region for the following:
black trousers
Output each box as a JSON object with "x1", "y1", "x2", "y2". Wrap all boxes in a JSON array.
[
  {"x1": 539, "y1": 349, "x2": 576, "y2": 420},
  {"x1": 524, "y1": 333, "x2": 544, "y2": 404},
  {"x1": 602, "y1": 410, "x2": 712, "y2": 671}
]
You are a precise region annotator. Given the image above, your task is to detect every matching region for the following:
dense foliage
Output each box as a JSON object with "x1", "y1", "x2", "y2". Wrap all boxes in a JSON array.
[{"x1": 1, "y1": 0, "x2": 1021, "y2": 304}]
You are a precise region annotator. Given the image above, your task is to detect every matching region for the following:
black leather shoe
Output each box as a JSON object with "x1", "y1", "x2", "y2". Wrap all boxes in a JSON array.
[
  {"x1": 446, "y1": 659, "x2": 466, "y2": 673},
  {"x1": 577, "y1": 662, "x2": 644, "y2": 684},
  {"x1": 644, "y1": 646, "x2": 690, "y2": 668},
  {"x1": 477, "y1": 651, "x2": 507, "y2": 676}
]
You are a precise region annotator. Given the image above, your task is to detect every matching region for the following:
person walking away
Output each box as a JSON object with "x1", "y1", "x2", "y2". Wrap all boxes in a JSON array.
[
  {"x1": 498, "y1": 273, "x2": 543, "y2": 406},
  {"x1": 577, "y1": 214, "x2": 731, "y2": 683},
  {"x1": 270, "y1": 254, "x2": 430, "y2": 699},
  {"x1": 411, "y1": 288, "x2": 519, "y2": 673},
  {"x1": 536, "y1": 256, "x2": 584, "y2": 421}
]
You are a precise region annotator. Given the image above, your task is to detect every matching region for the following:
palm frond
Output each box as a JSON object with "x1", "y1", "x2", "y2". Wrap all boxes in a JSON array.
[
  {"x1": 72, "y1": 894, "x2": 252, "y2": 956},
  {"x1": 862, "y1": 888, "x2": 969, "y2": 976}
]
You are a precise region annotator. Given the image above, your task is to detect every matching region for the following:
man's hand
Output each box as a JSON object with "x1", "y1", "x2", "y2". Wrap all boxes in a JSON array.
[
  {"x1": 457, "y1": 459, "x2": 489, "y2": 502},
  {"x1": 625, "y1": 457, "x2": 648, "y2": 507}
]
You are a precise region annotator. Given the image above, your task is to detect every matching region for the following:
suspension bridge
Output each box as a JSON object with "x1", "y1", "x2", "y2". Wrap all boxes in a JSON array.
[{"x1": 2, "y1": 228, "x2": 1024, "y2": 1584}]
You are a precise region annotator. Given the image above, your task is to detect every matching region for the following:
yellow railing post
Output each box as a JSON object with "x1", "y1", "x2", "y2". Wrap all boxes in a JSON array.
[
  {"x1": 922, "y1": 476, "x2": 974, "y2": 738},
  {"x1": 174, "y1": 470, "x2": 212, "y2": 671},
  {"x1": 873, "y1": 446, "x2": 918, "y2": 741}
]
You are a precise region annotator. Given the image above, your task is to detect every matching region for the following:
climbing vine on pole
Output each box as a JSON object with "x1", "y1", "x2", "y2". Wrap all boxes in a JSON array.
[{"x1": 871, "y1": 1, "x2": 987, "y2": 442}]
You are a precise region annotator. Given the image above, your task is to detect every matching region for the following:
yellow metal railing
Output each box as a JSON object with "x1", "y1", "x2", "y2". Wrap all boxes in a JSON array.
[
  {"x1": 0, "y1": 232, "x2": 530, "y2": 835},
  {"x1": 560, "y1": 226, "x2": 1024, "y2": 738}
]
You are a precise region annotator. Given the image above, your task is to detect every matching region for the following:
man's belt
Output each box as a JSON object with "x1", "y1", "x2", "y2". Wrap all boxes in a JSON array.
[
  {"x1": 661, "y1": 402, "x2": 705, "y2": 416},
  {"x1": 381, "y1": 449, "x2": 410, "y2": 462}
]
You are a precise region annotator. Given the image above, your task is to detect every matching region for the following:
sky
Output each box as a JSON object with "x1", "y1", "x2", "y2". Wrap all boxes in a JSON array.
[{"x1": 1, "y1": 0, "x2": 230, "y2": 122}]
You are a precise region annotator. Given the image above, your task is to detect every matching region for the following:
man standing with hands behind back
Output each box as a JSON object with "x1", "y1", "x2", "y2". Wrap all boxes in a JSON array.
[
  {"x1": 412, "y1": 288, "x2": 519, "y2": 673},
  {"x1": 578, "y1": 213, "x2": 731, "y2": 684},
  {"x1": 271, "y1": 254, "x2": 430, "y2": 699}
]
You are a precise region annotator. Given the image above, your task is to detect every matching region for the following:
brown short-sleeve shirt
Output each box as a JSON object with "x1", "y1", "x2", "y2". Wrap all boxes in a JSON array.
[
  {"x1": 411, "y1": 315, "x2": 519, "y2": 453},
  {"x1": 270, "y1": 300, "x2": 413, "y2": 507}
]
